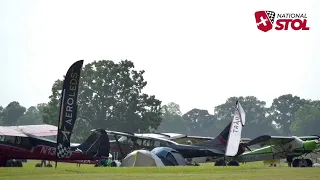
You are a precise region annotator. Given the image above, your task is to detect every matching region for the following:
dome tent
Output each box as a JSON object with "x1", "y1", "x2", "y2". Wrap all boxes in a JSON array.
[
  {"x1": 151, "y1": 147, "x2": 186, "y2": 166},
  {"x1": 120, "y1": 150, "x2": 165, "y2": 167}
]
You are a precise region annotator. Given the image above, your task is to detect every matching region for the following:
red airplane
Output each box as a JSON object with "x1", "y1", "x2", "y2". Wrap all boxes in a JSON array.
[
  {"x1": 0, "y1": 124, "x2": 110, "y2": 167},
  {"x1": 0, "y1": 60, "x2": 112, "y2": 168}
]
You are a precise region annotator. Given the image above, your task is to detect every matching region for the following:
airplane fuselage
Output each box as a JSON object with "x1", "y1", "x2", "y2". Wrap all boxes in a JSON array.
[
  {"x1": 0, "y1": 143, "x2": 97, "y2": 161},
  {"x1": 108, "y1": 135, "x2": 246, "y2": 160},
  {"x1": 0, "y1": 135, "x2": 102, "y2": 166},
  {"x1": 234, "y1": 140, "x2": 318, "y2": 163}
]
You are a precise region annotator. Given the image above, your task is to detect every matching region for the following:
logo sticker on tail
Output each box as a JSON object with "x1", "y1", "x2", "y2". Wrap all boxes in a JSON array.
[{"x1": 225, "y1": 101, "x2": 246, "y2": 156}]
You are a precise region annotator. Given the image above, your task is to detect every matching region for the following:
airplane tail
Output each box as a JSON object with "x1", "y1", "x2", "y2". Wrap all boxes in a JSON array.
[
  {"x1": 194, "y1": 101, "x2": 246, "y2": 156},
  {"x1": 75, "y1": 129, "x2": 110, "y2": 158}
]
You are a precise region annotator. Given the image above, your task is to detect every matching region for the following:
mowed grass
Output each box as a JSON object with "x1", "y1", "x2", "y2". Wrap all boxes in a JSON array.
[{"x1": 0, "y1": 160, "x2": 319, "y2": 180}]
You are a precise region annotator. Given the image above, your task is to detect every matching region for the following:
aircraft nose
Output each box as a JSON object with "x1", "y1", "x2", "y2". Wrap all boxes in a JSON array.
[{"x1": 303, "y1": 141, "x2": 317, "y2": 150}]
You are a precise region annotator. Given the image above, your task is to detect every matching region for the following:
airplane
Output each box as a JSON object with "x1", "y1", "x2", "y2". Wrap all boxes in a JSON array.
[
  {"x1": 107, "y1": 101, "x2": 248, "y2": 166},
  {"x1": 0, "y1": 125, "x2": 110, "y2": 167},
  {"x1": 232, "y1": 135, "x2": 320, "y2": 167},
  {"x1": 134, "y1": 132, "x2": 251, "y2": 163},
  {"x1": 106, "y1": 130, "x2": 225, "y2": 160},
  {"x1": 134, "y1": 132, "x2": 251, "y2": 145},
  {"x1": 0, "y1": 60, "x2": 111, "y2": 167}
]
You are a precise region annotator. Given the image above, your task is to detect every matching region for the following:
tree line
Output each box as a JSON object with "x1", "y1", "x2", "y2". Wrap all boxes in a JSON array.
[{"x1": 0, "y1": 60, "x2": 319, "y2": 142}]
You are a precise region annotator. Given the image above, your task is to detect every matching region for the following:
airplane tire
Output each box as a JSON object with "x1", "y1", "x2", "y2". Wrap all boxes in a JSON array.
[
  {"x1": 14, "y1": 161, "x2": 23, "y2": 167},
  {"x1": 292, "y1": 159, "x2": 309, "y2": 168},
  {"x1": 305, "y1": 159, "x2": 313, "y2": 167},
  {"x1": 292, "y1": 159, "x2": 300, "y2": 167},
  {"x1": 46, "y1": 164, "x2": 53, "y2": 168},
  {"x1": 6, "y1": 160, "x2": 14, "y2": 167},
  {"x1": 35, "y1": 163, "x2": 42, "y2": 167},
  {"x1": 299, "y1": 159, "x2": 308, "y2": 167},
  {"x1": 214, "y1": 159, "x2": 226, "y2": 166},
  {"x1": 227, "y1": 161, "x2": 239, "y2": 166}
]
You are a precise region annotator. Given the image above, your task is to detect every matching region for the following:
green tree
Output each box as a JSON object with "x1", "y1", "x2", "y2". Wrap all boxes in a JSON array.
[
  {"x1": 268, "y1": 94, "x2": 307, "y2": 135},
  {"x1": 43, "y1": 60, "x2": 162, "y2": 133},
  {"x1": 157, "y1": 102, "x2": 189, "y2": 134},
  {"x1": 0, "y1": 101, "x2": 26, "y2": 126},
  {"x1": 214, "y1": 96, "x2": 276, "y2": 138},
  {"x1": 290, "y1": 103, "x2": 320, "y2": 136},
  {"x1": 182, "y1": 108, "x2": 217, "y2": 136},
  {"x1": 71, "y1": 118, "x2": 93, "y2": 143},
  {"x1": 42, "y1": 80, "x2": 62, "y2": 126},
  {"x1": 17, "y1": 103, "x2": 46, "y2": 125}
]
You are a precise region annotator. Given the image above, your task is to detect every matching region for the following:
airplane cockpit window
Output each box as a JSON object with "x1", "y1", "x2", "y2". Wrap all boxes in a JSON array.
[
  {"x1": 118, "y1": 136, "x2": 128, "y2": 144},
  {"x1": 127, "y1": 138, "x2": 134, "y2": 145},
  {"x1": 136, "y1": 139, "x2": 143, "y2": 146},
  {"x1": 21, "y1": 137, "x2": 29, "y2": 145},
  {"x1": 143, "y1": 139, "x2": 151, "y2": 146},
  {"x1": 15, "y1": 136, "x2": 22, "y2": 144},
  {"x1": 4, "y1": 136, "x2": 15, "y2": 144},
  {"x1": 0, "y1": 135, "x2": 4, "y2": 142},
  {"x1": 160, "y1": 141, "x2": 169, "y2": 147},
  {"x1": 154, "y1": 140, "x2": 161, "y2": 147}
]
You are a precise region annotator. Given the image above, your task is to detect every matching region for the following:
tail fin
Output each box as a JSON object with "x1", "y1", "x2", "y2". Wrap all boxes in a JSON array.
[
  {"x1": 225, "y1": 101, "x2": 246, "y2": 156},
  {"x1": 76, "y1": 129, "x2": 110, "y2": 158},
  {"x1": 194, "y1": 101, "x2": 246, "y2": 156},
  {"x1": 194, "y1": 121, "x2": 232, "y2": 148}
]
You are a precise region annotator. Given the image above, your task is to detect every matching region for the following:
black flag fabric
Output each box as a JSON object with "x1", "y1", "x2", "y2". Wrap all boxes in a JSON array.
[{"x1": 56, "y1": 60, "x2": 84, "y2": 160}]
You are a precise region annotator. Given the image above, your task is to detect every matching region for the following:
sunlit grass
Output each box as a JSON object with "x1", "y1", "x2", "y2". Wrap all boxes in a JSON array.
[{"x1": 0, "y1": 160, "x2": 318, "y2": 180}]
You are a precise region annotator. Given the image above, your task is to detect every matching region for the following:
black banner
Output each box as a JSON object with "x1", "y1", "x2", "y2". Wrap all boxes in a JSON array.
[{"x1": 56, "y1": 60, "x2": 84, "y2": 159}]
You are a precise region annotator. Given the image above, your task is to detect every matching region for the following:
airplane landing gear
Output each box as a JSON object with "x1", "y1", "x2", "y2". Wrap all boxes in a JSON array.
[
  {"x1": 214, "y1": 159, "x2": 226, "y2": 166},
  {"x1": 35, "y1": 162, "x2": 53, "y2": 167},
  {"x1": 292, "y1": 158, "x2": 313, "y2": 167},
  {"x1": 227, "y1": 160, "x2": 240, "y2": 166},
  {"x1": 214, "y1": 160, "x2": 240, "y2": 166},
  {"x1": 305, "y1": 159, "x2": 313, "y2": 167},
  {"x1": 5, "y1": 160, "x2": 23, "y2": 167}
]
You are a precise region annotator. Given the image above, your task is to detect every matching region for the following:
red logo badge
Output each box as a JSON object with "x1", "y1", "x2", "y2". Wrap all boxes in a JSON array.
[{"x1": 254, "y1": 11, "x2": 275, "y2": 32}]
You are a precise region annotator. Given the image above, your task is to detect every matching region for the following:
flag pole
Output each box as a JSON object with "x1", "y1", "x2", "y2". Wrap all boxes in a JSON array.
[{"x1": 54, "y1": 60, "x2": 84, "y2": 169}]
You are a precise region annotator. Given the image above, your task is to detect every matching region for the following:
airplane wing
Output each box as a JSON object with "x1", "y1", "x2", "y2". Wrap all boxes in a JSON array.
[
  {"x1": 0, "y1": 126, "x2": 28, "y2": 137},
  {"x1": 12, "y1": 125, "x2": 57, "y2": 137},
  {"x1": 241, "y1": 138, "x2": 251, "y2": 143},
  {"x1": 105, "y1": 130, "x2": 137, "y2": 137},
  {"x1": 167, "y1": 135, "x2": 251, "y2": 145},
  {"x1": 0, "y1": 124, "x2": 57, "y2": 137},
  {"x1": 134, "y1": 133, "x2": 173, "y2": 139},
  {"x1": 170, "y1": 136, "x2": 213, "y2": 144},
  {"x1": 246, "y1": 135, "x2": 295, "y2": 147},
  {"x1": 170, "y1": 144, "x2": 225, "y2": 158},
  {"x1": 298, "y1": 136, "x2": 320, "y2": 141}
]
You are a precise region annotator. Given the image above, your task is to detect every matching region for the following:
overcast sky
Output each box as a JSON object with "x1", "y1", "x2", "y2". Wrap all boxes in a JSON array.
[{"x1": 0, "y1": 0, "x2": 318, "y2": 114}]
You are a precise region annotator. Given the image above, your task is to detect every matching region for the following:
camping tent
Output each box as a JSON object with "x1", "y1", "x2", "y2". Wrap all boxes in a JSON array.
[
  {"x1": 151, "y1": 147, "x2": 186, "y2": 166},
  {"x1": 120, "y1": 150, "x2": 165, "y2": 167}
]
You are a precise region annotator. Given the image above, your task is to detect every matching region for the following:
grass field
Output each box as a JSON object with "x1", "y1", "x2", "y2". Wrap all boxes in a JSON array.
[{"x1": 0, "y1": 161, "x2": 318, "y2": 180}]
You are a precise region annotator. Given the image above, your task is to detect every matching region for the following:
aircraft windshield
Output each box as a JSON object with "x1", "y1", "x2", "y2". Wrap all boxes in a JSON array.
[
  {"x1": 118, "y1": 136, "x2": 127, "y2": 142},
  {"x1": 116, "y1": 135, "x2": 153, "y2": 147},
  {"x1": 117, "y1": 136, "x2": 135, "y2": 145}
]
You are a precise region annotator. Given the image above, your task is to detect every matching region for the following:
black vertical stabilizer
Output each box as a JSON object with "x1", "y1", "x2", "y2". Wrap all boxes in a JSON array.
[
  {"x1": 77, "y1": 129, "x2": 110, "y2": 158},
  {"x1": 194, "y1": 101, "x2": 245, "y2": 155},
  {"x1": 193, "y1": 121, "x2": 232, "y2": 149}
]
